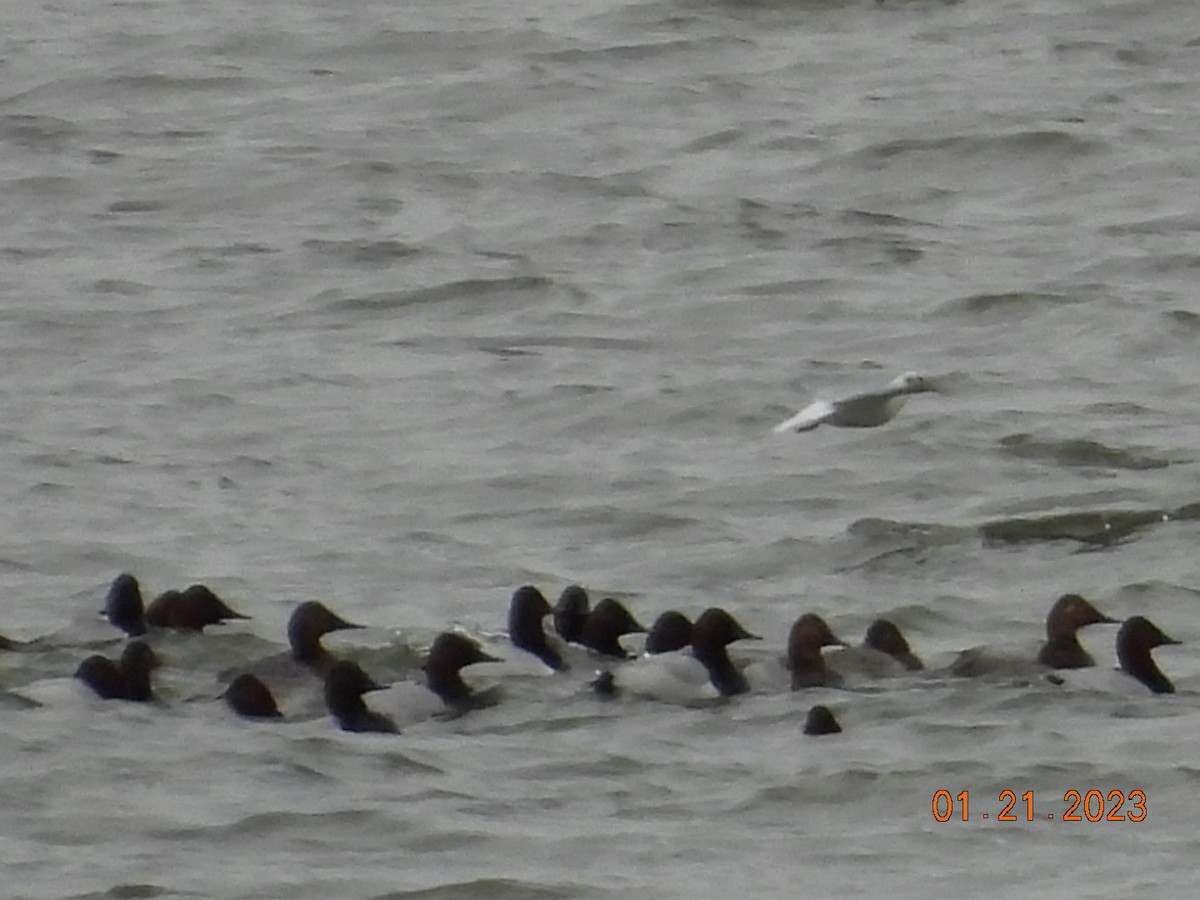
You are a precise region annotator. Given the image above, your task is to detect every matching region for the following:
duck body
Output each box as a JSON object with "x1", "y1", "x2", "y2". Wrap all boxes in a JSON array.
[{"x1": 593, "y1": 608, "x2": 759, "y2": 704}]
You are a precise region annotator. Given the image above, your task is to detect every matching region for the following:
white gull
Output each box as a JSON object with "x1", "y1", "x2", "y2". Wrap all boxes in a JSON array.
[{"x1": 773, "y1": 372, "x2": 937, "y2": 433}]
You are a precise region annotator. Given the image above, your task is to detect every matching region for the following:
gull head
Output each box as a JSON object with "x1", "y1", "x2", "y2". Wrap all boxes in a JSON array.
[{"x1": 888, "y1": 372, "x2": 937, "y2": 395}]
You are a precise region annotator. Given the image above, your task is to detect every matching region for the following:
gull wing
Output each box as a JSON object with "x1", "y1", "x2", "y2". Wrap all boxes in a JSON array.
[{"x1": 773, "y1": 399, "x2": 837, "y2": 433}]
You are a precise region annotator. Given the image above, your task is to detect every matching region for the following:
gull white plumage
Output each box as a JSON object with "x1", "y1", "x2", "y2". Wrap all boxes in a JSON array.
[{"x1": 773, "y1": 372, "x2": 937, "y2": 433}]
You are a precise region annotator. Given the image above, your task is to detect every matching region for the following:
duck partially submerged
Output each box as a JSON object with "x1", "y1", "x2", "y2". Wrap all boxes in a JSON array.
[
  {"x1": 223, "y1": 673, "x2": 284, "y2": 719},
  {"x1": 644, "y1": 611, "x2": 692, "y2": 655},
  {"x1": 104, "y1": 573, "x2": 147, "y2": 637},
  {"x1": 553, "y1": 585, "x2": 590, "y2": 645},
  {"x1": 324, "y1": 660, "x2": 397, "y2": 734},
  {"x1": 75, "y1": 640, "x2": 160, "y2": 702},
  {"x1": 508, "y1": 585, "x2": 568, "y2": 672},
  {"x1": 864, "y1": 619, "x2": 924, "y2": 671},
  {"x1": 580, "y1": 598, "x2": 646, "y2": 659},
  {"x1": 803, "y1": 704, "x2": 842, "y2": 736},
  {"x1": 146, "y1": 584, "x2": 250, "y2": 631}
]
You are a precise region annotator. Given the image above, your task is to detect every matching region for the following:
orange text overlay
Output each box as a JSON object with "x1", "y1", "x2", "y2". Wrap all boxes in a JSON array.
[{"x1": 932, "y1": 789, "x2": 1147, "y2": 822}]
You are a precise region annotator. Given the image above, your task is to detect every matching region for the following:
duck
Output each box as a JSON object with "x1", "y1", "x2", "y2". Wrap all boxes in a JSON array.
[
  {"x1": 580, "y1": 598, "x2": 646, "y2": 659},
  {"x1": 75, "y1": 640, "x2": 161, "y2": 702},
  {"x1": 592, "y1": 607, "x2": 760, "y2": 703},
  {"x1": 1036, "y1": 593, "x2": 1118, "y2": 669},
  {"x1": 803, "y1": 704, "x2": 842, "y2": 736},
  {"x1": 950, "y1": 593, "x2": 1116, "y2": 678},
  {"x1": 1117, "y1": 616, "x2": 1180, "y2": 694},
  {"x1": 864, "y1": 619, "x2": 924, "y2": 670},
  {"x1": 423, "y1": 632, "x2": 503, "y2": 713},
  {"x1": 644, "y1": 611, "x2": 692, "y2": 655},
  {"x1": 826, "y1": 618, "x2": 923, "y2": 679},
  {"x1": 104, "y1": 572, "x2": 148, "y2": 637},
  {"x1": 553, "y1": 585, "x2": 590, "y2": 645},
  {"x1": 223, "y1": 673, "x2": 283, "y2": 719},
  {"x1": 288, "y1": 601, "x2": 364, "y2": 675},
  {"x1": 370, "y1": 631, "x2": 503, "y2": 726},
  {"x1": 324, "y1": 660, "x2": 397, "y2": 734},
  {"x1": 788, "y1": 613, "x2": 848, "y2": 689},
  {"x1": 773, "y1": 372, "x2": 937, "y2": 433},
  {"x1": 508, "y1": 585, "x2": 568, "y2": 672},
  {"x1": 145, "y1": 584, "x2": 250, "y2": 631}
]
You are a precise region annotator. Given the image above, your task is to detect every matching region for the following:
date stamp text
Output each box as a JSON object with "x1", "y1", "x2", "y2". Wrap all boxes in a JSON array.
[{"x1": 932, "y1": 789, "x2": 1147, "y2": 822}]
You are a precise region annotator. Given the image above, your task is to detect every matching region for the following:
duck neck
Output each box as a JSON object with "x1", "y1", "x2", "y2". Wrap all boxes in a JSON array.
[
  {"x1": 556, "y1": 611, "x2": 587, "y2": 644},
  {"x1": 585, "y1": 633, "x2": 629, "y2": 659},
  {"x1": 327, "y1": 690, "x2": 368, "y2": 722},
  {"x1": 121, "y1": 666, "x2": 154, "y2": 702},
  {"x1": 1038, "y1": 634, "x2": 1094, "y2": 669},
  {"x1": 696, "y1": 646, "x2": 747, "y2": 697},
  {"x1": 512, "y1": 625, "x2": 566, "y2": 671},
  {"x1": 1120, "y1": 650, "x2": 1174, "y2": 694},
  {"x1": 789, "y1": 646, "x2": 828, "y2": 689},
  {"x1": 427, "y1": 668, "x2": 473, "y2": 705},
  {"x1": 294, "y1": 637, "x2": 334, "y2": 669}
]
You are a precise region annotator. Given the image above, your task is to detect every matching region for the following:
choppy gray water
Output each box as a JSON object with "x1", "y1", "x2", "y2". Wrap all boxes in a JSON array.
[{"x1": 2, "y1": 0, "x2": 1200, "y2": 896}]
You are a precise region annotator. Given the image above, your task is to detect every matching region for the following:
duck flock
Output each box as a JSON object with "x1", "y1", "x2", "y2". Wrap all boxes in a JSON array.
[{"x1": 0, "y1": 573, "x2": 1183, "y2": 738}]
